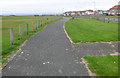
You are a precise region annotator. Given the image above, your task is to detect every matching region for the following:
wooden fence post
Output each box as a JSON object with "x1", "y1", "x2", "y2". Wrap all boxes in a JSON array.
[
  {"x1": 35, "y1": 21, "x2": 37, "y2": 30},
  {"x1": 10, "y1": 28, "x2": 13, "y2": 45},
  {"x1": 104, "y1": 18, "x2": 105, "y2": 23},
  {"x1": 26, "y1": 24, "x2": 29, "y2": 35},
  {"x1": 41, "y1": 20, "x2": 42, "y2": 27},
  {"x1": 44, "y1": 19, "x2": 45, "y2": 25},
  {"x1": 31, "y1": 21, "x2": 34, "y2": 31},
  {"x1": 108, "y1": 18, "x2": 109, "y2": 23},
  {"x1": 42, "y1": 19, "x2": 44, "y2": 26},
  {"x1": 38, "y1": 20, "x2": 40, "y2": 28},
  {"x1": 113, "y1": 18, "x2": 115, "y2": 24},
  {"x1": 47, "y1": 18, "x2": 48, "y2": 23},
  {"x1": 45, "y1": 19, "x2": 46, "y2": 24},
  {"x1": 19, "y1": 25, "x2": 22, "y2": 40}
]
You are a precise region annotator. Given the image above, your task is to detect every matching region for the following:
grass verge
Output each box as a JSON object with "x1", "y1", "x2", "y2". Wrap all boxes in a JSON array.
[
  {"x1": 65, "y1": 17, "x2": 118, "y2": 43},
  {"x1": 84, "y1": 55, "x2": 118, "y2": 76}
]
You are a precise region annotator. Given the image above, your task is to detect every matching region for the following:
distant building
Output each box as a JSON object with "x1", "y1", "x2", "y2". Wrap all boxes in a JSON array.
[
  {"x1": 81, "y1": 11, "x2": 86, "y2": 15},
  {"x1": 71, "y1": 11, "x2": 76, "y2": 16},
  {"x1": 85, "y1": 10, "x2": 94, "y2": 15},
  {"x1": 109, "y1": 5, "x2": 120, "y2": 15},
  {"x1": 63, "y1": 12, "x2": 70, "y2": 16},
  {"x1": 63, "y1": 11, "x2": 77, "y2": 16},
  {"x1": 103, "y1": 10, "x2": 109, "y2": 15}
]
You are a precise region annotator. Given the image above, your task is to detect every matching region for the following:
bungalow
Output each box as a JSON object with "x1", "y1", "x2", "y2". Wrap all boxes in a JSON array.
[
  {"x1": 76, "y1": 11, "x2": 86, "y2": 16},
  {"x1": 94, "y1": 10, "x2": 104, "y2": 15},
  {"x1": 71, "y1": 11, "x2": 76, "y2": 16},
  {"x1": 109, "y1": 5, "x2": 120, "y2": 15},
  {"x1": 85, "y1": 10, "x2": 94, "y2": 15},
  {"x1": 63, "y1": 11, "x2": 72, "y2": 16},
  {"x1": 103, "y1": 10, "x2": 109, "y2": 15},
  {"x1": 76, "y1": 11, "x2": 81, "y2": 16},
  {"x1": 76, "y1": 11, "x2": 86, "y2": 15}
]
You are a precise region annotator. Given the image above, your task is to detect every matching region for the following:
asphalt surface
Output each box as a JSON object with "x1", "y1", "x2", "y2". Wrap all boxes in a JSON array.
[
  {"x1": 2, "y1": 18, "x2": 89, "y2": 76},
  {"x1": 78, "y1": 16, "x2": 119, "y2": 21},
  {"x1": 2, "y1": 18, "x2": 118, "y2": 76},
  {"x1": 72, "y1": 42, "x2": 118, "y2": 58}
]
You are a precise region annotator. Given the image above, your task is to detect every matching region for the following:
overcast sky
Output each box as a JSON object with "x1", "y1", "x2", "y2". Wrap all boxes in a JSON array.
[{"x1": 0, "y1": 0, "x2": 119, "y2": 15}]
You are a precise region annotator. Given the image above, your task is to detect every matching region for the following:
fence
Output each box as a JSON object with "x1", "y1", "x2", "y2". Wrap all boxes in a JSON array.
[
  {"x1": 78, "y1": 16, "x2": 117, "y2": 24},
  {"x1": 91, "y1": 16, "x2": 116, "y2": 24},
  {"x1": 10, "y1": 16, "x2": 62, "y2": 45}
]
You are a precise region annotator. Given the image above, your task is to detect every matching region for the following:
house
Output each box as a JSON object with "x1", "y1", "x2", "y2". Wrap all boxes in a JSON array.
[
  {"x1": 76, "y1": 11, "x2": 81, "y2": 16},
  {"x1": 103, "y1": 10, "x2": 109, "y2": 15},
  {"x1": 63, "y1": 11, "x2": 77, "y2": 16},
  {"x1": 94, "y1": 10, "x2": 104, "y2": 15},
  {"x1": 97, "y1": 10, "x2": 104, "y2": 15},
  {"x1": 109, "y1": 5, "x2": 120, "y2": 15},
  {"x1": 63, "y1": 11, "x2": 71, "y2": 16},
  {"x1": 85, "y1": 10, "x2": 94, "y2": 15},
  {"x1": 71, "y1": 11, "x2": 76, "y2": 16},
  {"x1": 75, "y1": 11, "x2": 85, "y2": 16}
]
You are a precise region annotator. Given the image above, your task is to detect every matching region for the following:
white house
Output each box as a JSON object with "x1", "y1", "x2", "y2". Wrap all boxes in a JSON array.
[{"x1": 85, "y1": 10, "x2": 94, "y2": 15}]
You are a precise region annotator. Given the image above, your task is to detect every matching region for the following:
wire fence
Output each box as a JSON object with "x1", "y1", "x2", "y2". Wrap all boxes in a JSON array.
[{"x1": 9, "y1": 16, "x2": 62, "y2": 45}]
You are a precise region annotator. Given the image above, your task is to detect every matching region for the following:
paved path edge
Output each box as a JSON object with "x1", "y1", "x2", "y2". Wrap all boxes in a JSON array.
[
  {"x1": 2, "y1": 23, "x2": 51, "y2": 69},
  {"x1": 63, "y1": 18, "x2": 74, "y2": 44},
  {"x1": 81, "y1": 58, "x2": 96, "y2": 76}
]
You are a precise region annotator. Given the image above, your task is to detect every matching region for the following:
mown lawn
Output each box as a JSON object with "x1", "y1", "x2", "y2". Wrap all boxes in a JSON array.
[
  {"x1": 65, "y1": 17, "x2": 118, "y2": 43},
  {"x1": 84, "y1": 55, "x2": 118, "y2": 76},
  {"x1": 1, "y1": 15, "x2": 61, "y2": 63}
]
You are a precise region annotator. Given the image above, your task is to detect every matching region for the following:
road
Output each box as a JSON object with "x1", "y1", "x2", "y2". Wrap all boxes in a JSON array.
[
  {"x1": 78, "y1": 16, "x2": 119, "y2": 21},
  {"x1": 2, "y1": 18, "x2": 118, "y2": 76}
]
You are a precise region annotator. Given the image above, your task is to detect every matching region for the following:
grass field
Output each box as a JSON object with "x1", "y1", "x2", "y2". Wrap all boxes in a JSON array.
[
  {"x1": 65, "y1": 17, "x2": 118, "y2": 43},
  {"x1": 84, "y1": 55, "x2": 118, "y2": 76},
  {"x1": 1, "y1": 15, "x2": 61, "y2": 63}
]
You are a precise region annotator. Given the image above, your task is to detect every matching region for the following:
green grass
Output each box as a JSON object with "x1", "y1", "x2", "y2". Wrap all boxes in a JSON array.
[
  {"x1": 2, "y1": 15, "x2": 62, "y2": 63},
  {"x1": 84, "y1": 55, "x2": 118, "y2": 76},
  {"x1": 65, "y1": 17, "x2": 118, "y2": 43}
]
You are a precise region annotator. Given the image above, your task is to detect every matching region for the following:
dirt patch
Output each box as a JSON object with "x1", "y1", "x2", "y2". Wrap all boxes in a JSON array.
[{"x1": 110, "y1": 52, "x2": 120, "y2": 56}]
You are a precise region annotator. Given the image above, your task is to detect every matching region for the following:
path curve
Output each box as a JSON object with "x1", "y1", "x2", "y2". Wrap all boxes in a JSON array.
[
  {"x1": 2, "y1": 18, "x2": 118, "y2": 76},
  {"x1": 2, "y1": 18, "x2": 89, "y2": 76}
]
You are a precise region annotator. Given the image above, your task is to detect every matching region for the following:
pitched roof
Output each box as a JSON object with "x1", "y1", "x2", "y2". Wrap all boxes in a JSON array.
[
  {"x1": 85, "y1": 10, "x2": 93, "y2": 12},
  {"x1": 110, "y1": 5, "x2": 120, "y2": 10}
]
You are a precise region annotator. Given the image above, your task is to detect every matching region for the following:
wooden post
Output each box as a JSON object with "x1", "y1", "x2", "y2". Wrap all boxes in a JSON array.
[
  {"x1": 47, "y1": 18, "x2": 48, "y2": 23},
  {"x1": 38, "y1": 20, "x2": 40, "y2": 28},
  {"x1": 19, "y1": 25, "x2": 22, "y2": 40},
  {"x1": 26, "y1": 24, "x2": 29, "y2": 35},
  {"x1": 44, "y1": 19, "x2": 45, "y2": 25},
  {"x1": 108, "y1": 18, "x2": 109, "y2": 23},
  {"x1": 42, "y1": 19, "x2": 44, "y2": 26},
  {"x1": 104, "y1": 18, "x2": 105, "y2": 23},
  {"x1": 44, "y1": 18, "x2": 46, "y2": 25},
  {"x1": 41, "y1": 20, "x2": 42, "y2": 27},
  {"x1": 35, "y1": 21, "x2": 37, "y2": 30},
  {"x1": 10, "y1": 28, "x2": 13, "y2": 45},
  {"x1": 31, "y1": 21, "x2": 34, "y2": 31},
  {"x1": 113, "y1": 18, "x2": 115, "y2": 24}
]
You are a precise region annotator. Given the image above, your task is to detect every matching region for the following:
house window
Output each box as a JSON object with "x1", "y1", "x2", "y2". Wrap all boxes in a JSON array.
[{"x1": 112, "y1": 9, "x2": 115, "y2": 11}]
